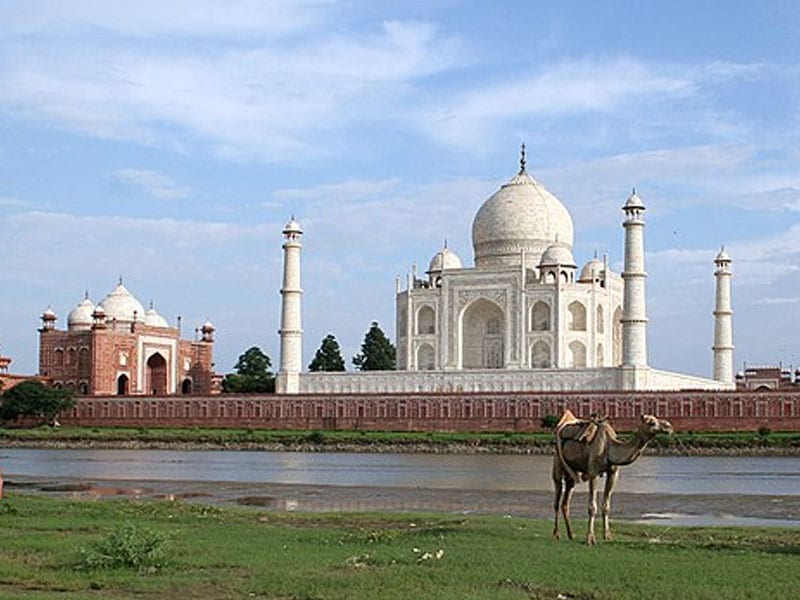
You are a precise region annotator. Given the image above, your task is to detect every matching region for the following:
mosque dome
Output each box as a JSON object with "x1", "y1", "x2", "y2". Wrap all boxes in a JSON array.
[
  {"x1": 283, "y1": 217, "x2": 302, "y2": 235},
  {"x1": 98, "y1": 282, "x2": 146, "y2": 324},
  {"x1": 427, "y1": 246, "x2": 463, "y2": 274},
  {"x1": 579, "y1": 257, "x2": 604, "y2": 282},
  {"x1": 539, "y1": 242, "x2": 576, "y2": 268},
  {"x1": 472, "y1": 151, "x2": 574, "y2": 269},
  {"x1": 67, "y1": 295, "x2": 95, "y2": 330},
  {"x1": 715, "y1": 246, "x2": 731, "y2": 263},
  {"x1": 144, "y1": 304, "x2": 170, "y2": 328}
]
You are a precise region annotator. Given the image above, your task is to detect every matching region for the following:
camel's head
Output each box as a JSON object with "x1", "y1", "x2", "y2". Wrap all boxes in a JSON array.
[{"x1": 639, "y1": 414, "x2": 673, "y2": 438}]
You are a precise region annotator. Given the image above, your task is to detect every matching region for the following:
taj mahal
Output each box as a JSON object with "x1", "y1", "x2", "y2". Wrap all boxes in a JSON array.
[{"x1": 275, "y1": 147, "x2": 734, "y2": 395}]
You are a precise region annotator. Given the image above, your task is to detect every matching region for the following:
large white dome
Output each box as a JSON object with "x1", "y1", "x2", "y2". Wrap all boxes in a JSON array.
[
  {"x1": 472, "y1": 168, "x2": 574, "y2": 269},
  {"x1": 98, "y1": 283, "x2": 146, "y2": 324}
]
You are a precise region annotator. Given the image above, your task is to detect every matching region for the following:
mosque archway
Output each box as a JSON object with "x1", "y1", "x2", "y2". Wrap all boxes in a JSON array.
[
  {"x1": 146, "y1": 353, "x2": 168, "y2": 396},
  {"x1": 460, "y1": 298, "x2": 505, "y2": 369},
  {"x1": 181, "y1": 378, "x2": 192, "y2": 394},
  {"x1": 116, "y1": 374, "x2": 129, "y2": 395}
]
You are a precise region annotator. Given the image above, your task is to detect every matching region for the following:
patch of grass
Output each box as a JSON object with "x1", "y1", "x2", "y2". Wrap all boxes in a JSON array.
[
  {"x1": 78, "y1": 522, "x2": 170, "y2": 573},
  {"x1": 0, "y1": 493, "x2": 798, "y2": 598}
]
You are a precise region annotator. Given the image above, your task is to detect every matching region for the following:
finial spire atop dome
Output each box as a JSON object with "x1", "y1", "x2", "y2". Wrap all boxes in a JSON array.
[{"x1": 519, "y1": 143, "x2": 527, "y2": 174}]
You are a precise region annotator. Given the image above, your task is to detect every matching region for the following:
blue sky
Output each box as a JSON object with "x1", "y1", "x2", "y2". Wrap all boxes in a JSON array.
[{"x1": 1, "y1": 1, "x2": 799, "y2": 378}]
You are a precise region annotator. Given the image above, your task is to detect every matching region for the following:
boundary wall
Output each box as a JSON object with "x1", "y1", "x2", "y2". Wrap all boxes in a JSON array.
[{"x1": 58, "y1": 390, "x2": 800, "y2": 432}]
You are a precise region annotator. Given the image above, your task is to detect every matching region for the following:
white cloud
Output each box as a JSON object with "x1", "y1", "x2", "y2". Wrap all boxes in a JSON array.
[{"x1": 113, "y1": 168, "x2": 191, "y2": 200}]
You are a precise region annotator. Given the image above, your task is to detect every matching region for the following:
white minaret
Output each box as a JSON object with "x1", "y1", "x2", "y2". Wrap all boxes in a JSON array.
[
  {"x1": 276, "y1": 216, "x2": 303, "y2": 394},
  {"x1": 712, "y1": 246, "x2": 734, "y2": 384},
  {"x1": 621, "y1": 189, "x2": 648, "y2": 367}
]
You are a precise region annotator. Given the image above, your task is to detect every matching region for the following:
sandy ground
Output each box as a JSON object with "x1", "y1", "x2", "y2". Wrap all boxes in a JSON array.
[{"x1": 5, "y1": 475, "x2": 800, "y2": 527}]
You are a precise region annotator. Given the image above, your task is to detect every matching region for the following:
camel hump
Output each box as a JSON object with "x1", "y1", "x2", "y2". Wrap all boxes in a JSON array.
[{"x1": 555, "y1": 410, "x2": 579, "y2": 431}]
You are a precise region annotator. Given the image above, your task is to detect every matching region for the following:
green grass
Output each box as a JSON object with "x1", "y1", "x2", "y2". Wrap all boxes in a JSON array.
[
  {"x1": 3, "y1": 425, "x2": 800, "y2": 453},
  {"x1": 0, "y1": 494, "x2": 798, "y2": 599}
]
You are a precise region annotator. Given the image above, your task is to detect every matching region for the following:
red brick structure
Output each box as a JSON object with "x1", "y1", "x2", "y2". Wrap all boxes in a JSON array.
[
  {"x1": 38, "y1": 282, "x2": 217, "y2": 396},
  {"x1": 736, "y1": 366, "x2": 799, "y2": 391},
  {"x1": 59, "y1": 389, "x2": 800, "y2": 432}
]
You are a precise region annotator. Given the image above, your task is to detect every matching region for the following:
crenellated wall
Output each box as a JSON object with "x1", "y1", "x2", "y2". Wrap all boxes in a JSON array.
[{"x1": 57, "y1": 390, "x2": 800, "y2": 432}]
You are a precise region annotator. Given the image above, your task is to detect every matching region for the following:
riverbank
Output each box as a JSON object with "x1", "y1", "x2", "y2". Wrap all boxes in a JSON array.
[
  {"x1": 3, "y1": 425, "x2": 800, "y2": 455},
  {"x1": 0, "y1": 493, "x2": 798, "y2": 599}
]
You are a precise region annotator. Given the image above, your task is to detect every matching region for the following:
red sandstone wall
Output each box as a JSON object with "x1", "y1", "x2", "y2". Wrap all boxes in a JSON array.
[{"x1": 57, "y1": 390, "x2": 800, "y2": 432}]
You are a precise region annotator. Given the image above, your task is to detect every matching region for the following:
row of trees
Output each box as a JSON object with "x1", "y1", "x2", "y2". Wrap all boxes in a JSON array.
[
  {"x1": 223, "y1": 321, "x2": 396, "y2": 393},
  {"x1": 0, "y1": 381, "x2": 75, "y2": 425}
]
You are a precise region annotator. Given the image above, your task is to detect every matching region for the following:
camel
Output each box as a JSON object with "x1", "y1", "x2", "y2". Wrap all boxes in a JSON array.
[{"x1": 551, "y1": 410, "x2": 673, "y2": 545}]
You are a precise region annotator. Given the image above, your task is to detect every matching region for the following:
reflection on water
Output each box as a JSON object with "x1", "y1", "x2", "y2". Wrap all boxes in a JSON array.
[{"x1": 1, "y1": 449, "x2": 799, "y2": 496}]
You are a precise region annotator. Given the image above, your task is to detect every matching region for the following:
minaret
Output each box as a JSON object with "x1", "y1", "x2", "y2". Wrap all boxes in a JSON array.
[
  {"x1": 712, "y1": 247, "x2": 734, "y2": 384},
  {"x1": 621, "y1": 189, "x2": 648, "y2": 367},
  {"x1": 276, "y1": 217, "x2": 303, "y2": 394}
]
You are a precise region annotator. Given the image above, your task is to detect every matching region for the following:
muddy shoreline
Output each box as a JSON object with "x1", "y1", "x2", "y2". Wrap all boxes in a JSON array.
[
  {"x1": 3, "y1": 438, "x2": 800, "y2": 456},
  {"x1": 5, "y1": 474, "x2": 800, "y2": 527}
]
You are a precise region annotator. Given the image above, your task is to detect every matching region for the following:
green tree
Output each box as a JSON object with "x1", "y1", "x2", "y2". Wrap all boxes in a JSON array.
[
  {"x1": 352, "y1": 321, "x2": 396, "y2": 371},
  {"x1": 308, "y1": 334, "x2": 346, "y2": 372},
  {"x1": 222, "y1": 346, "x2": 275, "y2": 393},
  {"x1": 0, "y1": 380, "x2": 75, "y2": 425}
]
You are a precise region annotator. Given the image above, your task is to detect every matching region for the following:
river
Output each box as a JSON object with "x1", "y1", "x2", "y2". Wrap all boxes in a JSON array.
[{"x1": 2, "y1": 449, "x2": 799, "y2": 527}]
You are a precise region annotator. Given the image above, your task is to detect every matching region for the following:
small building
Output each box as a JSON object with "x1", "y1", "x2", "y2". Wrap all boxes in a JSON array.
[
  {"x1": 38, "y1": 281, "x2": 217, "y2": 396},
  {"x1": 736, "y1": 366, "x2": 799, "y2": 391}
]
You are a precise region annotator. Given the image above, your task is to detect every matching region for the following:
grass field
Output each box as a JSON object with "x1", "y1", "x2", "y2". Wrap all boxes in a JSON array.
[
  {"x1": 3, "y1": 425, "x2": 800, "y2": 454},
  {"x1": 0, "y1": 493, "x2": 798, "y2": 599}
]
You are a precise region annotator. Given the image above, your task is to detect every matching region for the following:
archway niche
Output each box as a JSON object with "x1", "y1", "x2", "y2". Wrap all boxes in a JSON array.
[
  {"x1": 612, "y1": 307, "x2": 623, "y2": 365},
  {"x1": 568, "y1": 340, "x2": 586, "y2": 368},
  {"x1": 460, "y1": 298, "x2": 505, "y2": 369},
  {"x1": 531, "y1": 340, "x2": 550, "y2": 368},
  {"x1": 181, "y1": 378, "x2": 192, "y2": 394},
  {"x1": 146, "y1": 353, "x2": 168, "y2": 396},
  {"x1": 531, "y1": 301, "x2": 550, "y2": 331},
  {"x1": 416, "y1": 306, "x2": 436, "y2": 335},
  {"x1": 568, "y1": 301, "x2": 587, "y2": 331},
  {"x1": 117, "y1": 374, "x2": 129, "y2": 395},
  {"x1": 416, "y1": 343, "x2": 435, "y2": 370}
]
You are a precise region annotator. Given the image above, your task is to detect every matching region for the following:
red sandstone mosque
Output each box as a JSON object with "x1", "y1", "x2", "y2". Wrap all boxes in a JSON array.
[{"x1": 37, "y1": 280, "x2": 217, "y2": 396}]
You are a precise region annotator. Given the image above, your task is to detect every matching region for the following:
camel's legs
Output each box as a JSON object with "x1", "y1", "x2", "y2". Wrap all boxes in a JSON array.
[
  {"x1": 561, "y1": 477, "x2": 576, "y2": 540},
  {"x1": 602, "y1": 469, "x2": 619, "y2": 541},
  {"x1": 586, "y1": 476, "x2": 598, "y2": 546},
  {"x1": 552, "y1": 478, "x2": 563, "y2": 539}
]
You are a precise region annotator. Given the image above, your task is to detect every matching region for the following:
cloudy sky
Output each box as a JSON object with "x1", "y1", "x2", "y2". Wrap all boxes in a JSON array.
[{"x1": 1, "y1": 1, "x2": 799, "y2": 378}]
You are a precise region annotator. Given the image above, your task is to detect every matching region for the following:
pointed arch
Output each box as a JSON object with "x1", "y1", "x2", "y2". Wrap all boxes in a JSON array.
[
  {"x1": 568, "y1": 340, "x2": 586, "y2": 368},
  {"x1": 116, "y1": 373, "x2": 129, "y2": 395},
  {"x1": 460, "y1": 298, "x2": 505, "y2": 369},
  {"x1": 568, "y1": 301, "x2": 586, "y2": 331},
  {"x1": 596, "y1": 343, "x2": 604, "y2": 367},
  {"x1": 416, "y1": 305, "x2": 436, "y2": 335},
  {"x1": 531, "y1": 301, "x2": 550, "y2": 331},
  {"x1": 146, "y1": 353, "x2": 168, "y2": 395},
  {"x1": 613, "y1": 306, "x2": 623, "y2": 366},
  {"x1": 417, "y1": 343, "x2": 435, "y2": 370},
  {"x1": 596, "y1": 305, "x2": 604, "y2": 333},
  {"x1": 531, "y1": 340, "x2": 551, "y2": 368}
]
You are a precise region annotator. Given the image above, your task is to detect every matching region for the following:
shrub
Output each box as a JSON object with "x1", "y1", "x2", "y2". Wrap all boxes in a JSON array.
[
  {"x1": 78, "y1": 523, "x2": 169, "y2": 573},
  {"x1": 757, "y1": 426, "x2": 771, "y2": 437},
  {"x1": 540, "y1": 415, "x2": 560, "y2": 429}
]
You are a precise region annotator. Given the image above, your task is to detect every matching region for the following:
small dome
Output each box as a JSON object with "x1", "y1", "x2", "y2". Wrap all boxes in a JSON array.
[
  {"x1": 624, "y1": 189, "x2": 645, "y2": 210},
  {"x1": 201, "y1": 319, "x2": 215, "y2": 333},
  {"x1": 68, "y1": 295, "x2": 95, "y2": 329},
  {"x1": 41, "y1": 306, "x2": 57, "y2": 321},
  {"x1": 283, "y1": 217, "x2": 302, "y2": 235},
  {"x1": 428, "y1": 246, "x2": 463, "y2": 273},
  {"x1": 144, "y1": 306, "x2": 170, "y2": 328},
  {"x1": 539, "y1": 242, "x2": 576, "y2": 267},
  {"x1": 715, "y1": 246, "x2": 731, "y2": 263},
  {"x1": 98, "y1": 282, "x2": 146, "y2": 324},
  {"x1": 579, "y1": 257, "x2": 604, "y2": 282},
  {"x1": 472, "y1": 167, "x2": 574, "y2": 269}
]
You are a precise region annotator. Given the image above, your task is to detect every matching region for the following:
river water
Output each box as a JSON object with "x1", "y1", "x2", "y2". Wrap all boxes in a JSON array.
[{"x1": 2, "y1": 449, "x2": 799, "y2": 526}]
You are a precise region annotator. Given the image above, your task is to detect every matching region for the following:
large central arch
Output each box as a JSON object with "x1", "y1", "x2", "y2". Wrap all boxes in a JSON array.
[
  {"x1": 460, "y1": 298, "x2": 505, "y2": 369},
  {"x1": 146, "y1": 353, "x2": 168, "y2": 395}
]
